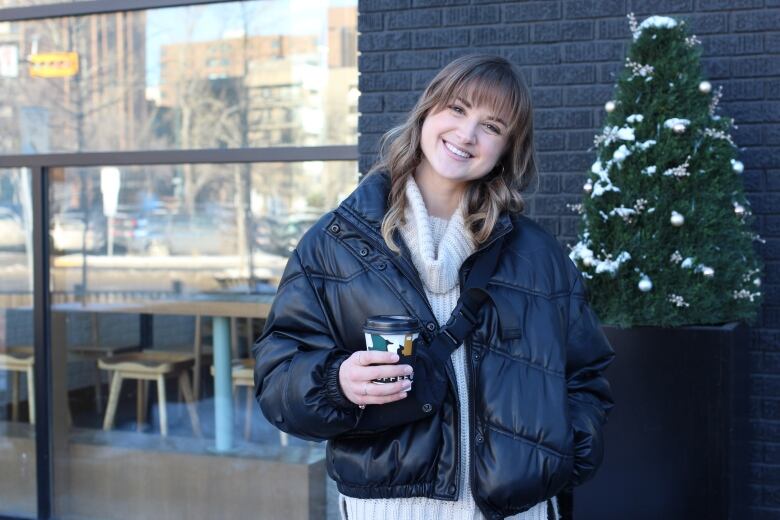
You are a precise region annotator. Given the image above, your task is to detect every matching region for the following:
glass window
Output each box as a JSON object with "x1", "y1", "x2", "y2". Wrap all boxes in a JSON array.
[
  {"x1": 48, "y1": 160, "x2": 357, "y2": 519},
  {"x1": 0, "y1": 0, "x2": 358, "y2": 154},
  {"x1": 0, "y1": 168, "x2": 35, "y2": 519}
]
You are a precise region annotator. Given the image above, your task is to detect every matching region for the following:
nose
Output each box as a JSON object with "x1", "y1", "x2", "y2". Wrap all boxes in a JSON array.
[{"x1": 455, "y1": 117, "x2": 478, "y2": 144}]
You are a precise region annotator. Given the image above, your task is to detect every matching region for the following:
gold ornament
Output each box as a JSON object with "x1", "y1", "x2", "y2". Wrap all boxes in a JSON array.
[
  {"x1": 698, "y1": 81, "x2": 712, "y2": 94},
  {"x1": 605, "y1": 100, "x2": 616, "y2": 113}
]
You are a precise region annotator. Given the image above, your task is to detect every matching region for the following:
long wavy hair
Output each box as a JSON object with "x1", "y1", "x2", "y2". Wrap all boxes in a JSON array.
[{"x1": 368, "y1": 54, "x2": 537, "y2": 253}]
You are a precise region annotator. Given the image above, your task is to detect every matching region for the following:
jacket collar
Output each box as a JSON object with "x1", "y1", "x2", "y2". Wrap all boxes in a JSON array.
[{"x1": 337, "y1": 170, "x2": 514, "y2": 249}]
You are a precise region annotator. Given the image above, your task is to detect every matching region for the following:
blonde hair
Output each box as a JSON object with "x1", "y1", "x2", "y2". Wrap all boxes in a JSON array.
[{"x1": 368, "y1": 54, "x2": 537, "y2": 253}]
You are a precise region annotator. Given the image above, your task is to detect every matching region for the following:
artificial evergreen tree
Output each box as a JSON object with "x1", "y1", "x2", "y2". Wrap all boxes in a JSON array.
[{"x1": 569, "y1": 14, "x2": 763, "y2": 327}]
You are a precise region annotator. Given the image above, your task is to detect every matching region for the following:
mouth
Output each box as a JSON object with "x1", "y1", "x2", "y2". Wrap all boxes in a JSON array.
[{"x1": 442, "y1": 139, "x2": 472, "y2": 160}]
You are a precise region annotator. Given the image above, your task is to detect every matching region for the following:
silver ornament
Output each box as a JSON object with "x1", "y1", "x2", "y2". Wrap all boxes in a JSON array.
[
  {"x1": 605, "y1": 100, "x2": 616, "y2": 113},
  {"x1": 698, "y1": 81, "x2": 712, "y2": 94},
  {"x1": 583, "y1": 180, "x2": 593, "y2": 193},
  {"x1": 702, "y1": 267, "x2": 715, "y2": 278},
  {"x1": 670, "y1": 211, "x2": 685, "y2": 227},
  {"x1": 672, "y1": 123, "x2": 686, "y2": 134},
  {"x1": 754, "y1": 278, "x2": 762, "y2": 287},
  {"x1": 732, "y1": 160, "x2": 744, "y2": 174},
  {"x1": 734, "y1": 204, "x2": 745, "y2": 217},
  {"x1": 638, "y1": 277, "x2": 653, "y2": 292}
]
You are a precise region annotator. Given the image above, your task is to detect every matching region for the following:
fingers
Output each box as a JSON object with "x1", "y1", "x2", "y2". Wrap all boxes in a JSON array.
[
  {"x1": 363, "y1": 364, "x2": 413, "y2": 381},
  {"x1": 364, "y1": 378, "x2": 412, "y2": 398},
  {"x1": 338, "y1": 350, "x2": 415, "y2": 408},
  {"x1": 360, "y1": 379, "x2": 412, "y2": 405},
  {"x1": 357, "y1": 350, "x2": 399, "y2": 366}
]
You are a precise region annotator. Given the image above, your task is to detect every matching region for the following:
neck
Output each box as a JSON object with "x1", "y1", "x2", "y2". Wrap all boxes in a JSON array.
[{"x1": 412, "y1": 167, "x2": 464, "y2": 219}]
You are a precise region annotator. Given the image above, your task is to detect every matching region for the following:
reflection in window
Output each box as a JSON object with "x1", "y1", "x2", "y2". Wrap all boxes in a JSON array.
[
  {"x1": 0, "y1": 0, "x2": 358, "y2": 154},
  {"x1": 0, "y1": 168, "x2": 35, "y2": 519},
  {"x1": 49, "y1": 161, "x2": 358, "y2": 298}
]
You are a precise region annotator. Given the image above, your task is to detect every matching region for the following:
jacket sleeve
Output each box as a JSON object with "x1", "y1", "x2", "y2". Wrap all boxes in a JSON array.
[
  {"x1": 253, "y1": 248, "x2": 361, "y2": 441},
  {"x1": 564, "y1": 262, "x2": 615, "y2": 487}
]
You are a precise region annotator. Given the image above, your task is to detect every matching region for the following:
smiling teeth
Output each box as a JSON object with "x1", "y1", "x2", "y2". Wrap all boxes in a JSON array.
[{"x1": 445, "y1": 141, "x2": 471, "y2": 158}]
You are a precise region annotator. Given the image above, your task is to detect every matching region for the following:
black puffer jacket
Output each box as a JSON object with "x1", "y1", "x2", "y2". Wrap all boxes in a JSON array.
[{"x1": 254, "y1": 172, "x2": 614, "y2": 519}]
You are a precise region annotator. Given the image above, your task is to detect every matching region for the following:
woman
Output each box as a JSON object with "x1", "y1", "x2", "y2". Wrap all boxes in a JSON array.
[{"x1": 254, "y1": 54, "x2": 614, "y2": 520}]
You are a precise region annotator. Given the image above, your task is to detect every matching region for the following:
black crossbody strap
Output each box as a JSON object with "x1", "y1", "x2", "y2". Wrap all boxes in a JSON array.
[{"x1": 426, "y1": 235, "x2": 506, "y2": 365}]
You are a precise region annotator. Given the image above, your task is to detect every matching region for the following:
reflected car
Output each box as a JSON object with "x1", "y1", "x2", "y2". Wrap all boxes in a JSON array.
[
  {"x1": 114, "y1": 212, "x2": 238, "y2": 256},
  {"x1": 0, "y1": 207, "x2": 25, "y2": 251},
  {"x1": 50, "y1": 211, "x2": 106, "y2": 254},
  {"x1": 254, "y1": 213, "x2": 319, "y2": 256}
]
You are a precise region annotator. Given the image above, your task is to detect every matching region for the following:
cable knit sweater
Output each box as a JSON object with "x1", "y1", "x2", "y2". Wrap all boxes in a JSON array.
[{"x1": 340, "y1": 176, "x2": 558, "y2": 520}]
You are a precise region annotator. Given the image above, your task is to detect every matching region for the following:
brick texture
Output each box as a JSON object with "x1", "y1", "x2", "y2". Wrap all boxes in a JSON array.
[{"x1": 357, "y1": 3, "x2": 780, "y2": 515}]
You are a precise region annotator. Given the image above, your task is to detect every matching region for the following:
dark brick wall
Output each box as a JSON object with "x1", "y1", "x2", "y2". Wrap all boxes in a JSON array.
[{"x1": 357, "y1": 1, "x2": 780, "y2": 517}]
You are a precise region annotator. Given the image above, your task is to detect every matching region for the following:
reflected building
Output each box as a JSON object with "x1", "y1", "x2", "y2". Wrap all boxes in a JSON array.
[
  {"x1": 0, "y1": 12, "x2": 146, "y2": 155},
  {"x1": 156, "y1": 6, "x2": 358, "y2": 221}
]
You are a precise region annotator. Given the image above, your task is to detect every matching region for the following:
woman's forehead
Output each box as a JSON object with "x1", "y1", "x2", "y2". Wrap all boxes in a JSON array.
[{"x1": 447, "y1": 80, "x2": 517, "y2": 120}]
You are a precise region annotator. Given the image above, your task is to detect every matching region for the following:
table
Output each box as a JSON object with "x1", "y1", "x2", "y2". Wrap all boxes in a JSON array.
[{"x1": 49, "y1": 294, "x2": 272, "y2": 452}]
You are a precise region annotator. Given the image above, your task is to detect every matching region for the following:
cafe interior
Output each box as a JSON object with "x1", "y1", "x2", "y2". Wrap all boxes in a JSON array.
[{"x1": 0, "y1": 1, "x2": 358, "y2": 519}]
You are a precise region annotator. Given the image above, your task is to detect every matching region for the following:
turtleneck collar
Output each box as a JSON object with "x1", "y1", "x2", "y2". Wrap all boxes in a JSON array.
[{"x1": 399, "y1": 175, "x2": 476, "y2": 294}]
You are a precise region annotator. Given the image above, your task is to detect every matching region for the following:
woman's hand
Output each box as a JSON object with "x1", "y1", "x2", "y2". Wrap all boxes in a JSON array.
[{"x1": 339, "y1": 350, "x2": 413, "y2": 408}]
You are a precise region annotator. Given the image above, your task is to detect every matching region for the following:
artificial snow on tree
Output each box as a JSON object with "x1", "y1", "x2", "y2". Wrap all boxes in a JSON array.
[{"x1": 569, "y1": 13, "x2": 763, "y2": 327}]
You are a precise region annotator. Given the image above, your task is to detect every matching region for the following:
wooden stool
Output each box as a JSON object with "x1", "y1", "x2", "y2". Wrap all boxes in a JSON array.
[
  {"x1": 99, "y1": 351, "x2": 201, "y2": 438},
  {"x1": 0, "y1": 350, "x2": 35, "y2": 425},
  {"x1": 211, "y1": 359, "x2": 287, "y2": 445}
]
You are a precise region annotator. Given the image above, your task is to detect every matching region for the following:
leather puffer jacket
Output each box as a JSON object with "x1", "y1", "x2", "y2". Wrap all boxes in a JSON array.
[{"x1": 254, "y1": 172, "x2": 614, "y2": 520}]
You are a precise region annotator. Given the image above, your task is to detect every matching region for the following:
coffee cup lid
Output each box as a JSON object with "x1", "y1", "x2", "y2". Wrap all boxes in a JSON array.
[{"x1": 363, "y1": 315, "x2": 419, "y2": 333}]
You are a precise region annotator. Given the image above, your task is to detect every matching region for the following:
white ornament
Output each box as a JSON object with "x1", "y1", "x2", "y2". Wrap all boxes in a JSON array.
[
  {"x1": 702, "y1": 267, "x2": 715, "y2": 278},
  {"x1": 605, "y1": 100, "x2": 616, "y2": 113},
  {"x1": 698, "y1": 81, "x2": 712, "y2": 94},
  {"x1": 673, "y1": 123, "x2": 686, "y2": 134},
  {"x1": 638, "y1": 277, "x2": 653, "y2": 292},
  {"x1": 734, "y1": 204, "x2": 745, "y2": 217},
  {"x1": 613, "y1": 148, "x2": 627, "y2": 162},
  {"x1": 584, "y1": 180, "x2": 593, "y2": 193},
  {"x1": 754, "y1": 278, "x2": 762, "y2": 287},
  {"x1": 731, "y1": 159, "x2": 744, "y2": 174},
  {"x1": 670, "y1": 211, "x2": 685, "y2": 227}
]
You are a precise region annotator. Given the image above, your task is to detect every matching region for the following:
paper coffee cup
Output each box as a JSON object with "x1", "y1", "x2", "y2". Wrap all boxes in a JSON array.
[{"x1": 363, "y1": 315, "x2": 419, "y2": 385}]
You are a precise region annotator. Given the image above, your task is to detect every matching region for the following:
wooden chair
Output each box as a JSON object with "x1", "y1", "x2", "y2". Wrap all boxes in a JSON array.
[
  {"x1": 210, "y1": 358, "x2": 287, "y2": 445},
  {"x1": 99, "y1": 351, "x2": 201, "y2": 438},
  {"x1": 0, "y1": 349, "x2": 35, "y2": 424}
]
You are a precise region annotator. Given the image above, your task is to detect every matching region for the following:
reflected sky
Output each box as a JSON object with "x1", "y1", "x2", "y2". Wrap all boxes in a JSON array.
[{"x1": 145, "y1": 0, "x2": 356, "y2": 86}]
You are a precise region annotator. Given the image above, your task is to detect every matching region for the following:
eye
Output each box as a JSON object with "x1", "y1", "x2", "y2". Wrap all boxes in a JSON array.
[
  {"x1": 484, "y1": 123, "x2": 502, "y2": 135},
  {"x1": 449, "y1": 104, "x2": 465, "y2": 114}
]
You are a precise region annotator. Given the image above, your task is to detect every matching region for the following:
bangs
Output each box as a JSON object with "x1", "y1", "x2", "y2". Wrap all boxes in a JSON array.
[{"x1": 438, "y1": 66, "x2": 526, "y2": 133}]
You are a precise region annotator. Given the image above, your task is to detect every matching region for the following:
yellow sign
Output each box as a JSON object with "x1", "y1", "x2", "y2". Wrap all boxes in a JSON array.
[{"x1": 29, "y1": 52, "x2": 79, "y2": 78}]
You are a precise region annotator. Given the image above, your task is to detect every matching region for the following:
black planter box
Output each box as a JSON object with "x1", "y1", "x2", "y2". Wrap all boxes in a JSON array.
[{"x1": 573, "y1": 323, "x2": 749, "y2": 520}]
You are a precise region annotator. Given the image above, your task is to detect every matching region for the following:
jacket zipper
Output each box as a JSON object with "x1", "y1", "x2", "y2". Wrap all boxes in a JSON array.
[{"x1": 337, "y1": 206, "x2": 512, "y2": 504}]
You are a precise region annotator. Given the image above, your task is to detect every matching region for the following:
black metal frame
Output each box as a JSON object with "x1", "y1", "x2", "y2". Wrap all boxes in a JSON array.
[
  {"x1": 6, "y1": 146, "x2": 358, "y2": 519},
  {"x1": 8, "y1": 146, "x2": 358, "y2": 520},
  {"x1": 0, "y1": 1, "x2": 359, "y2": 517}
]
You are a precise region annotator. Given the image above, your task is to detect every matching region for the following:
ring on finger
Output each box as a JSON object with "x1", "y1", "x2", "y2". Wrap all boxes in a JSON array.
[
  {"x1": 357, "y1": 351, "x2": 363, "y2": 366},
  {"x1": 362, "y1": 381, "x2": 368, "y2": 396}
]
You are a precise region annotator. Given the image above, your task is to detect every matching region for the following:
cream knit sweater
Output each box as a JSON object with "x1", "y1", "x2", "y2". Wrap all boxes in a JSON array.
[{"x1": 340, "y1": 177, "x2": 558, "y2": 520}]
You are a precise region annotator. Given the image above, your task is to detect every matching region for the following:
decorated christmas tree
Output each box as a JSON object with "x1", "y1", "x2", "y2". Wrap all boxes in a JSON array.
[{"x1": 569, "y1": 14, "x2": 763, "y2": 327}]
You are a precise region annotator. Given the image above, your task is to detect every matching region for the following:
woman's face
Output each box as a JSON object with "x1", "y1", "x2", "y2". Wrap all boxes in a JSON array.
[{"x1": 417, "y1": 97, "x2": 509, "y2": 190}]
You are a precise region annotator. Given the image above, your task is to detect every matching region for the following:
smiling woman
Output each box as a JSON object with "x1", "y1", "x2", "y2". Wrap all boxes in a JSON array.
[{"x1": 254, "y1": 54, "x2": 615, "y2": 520}]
